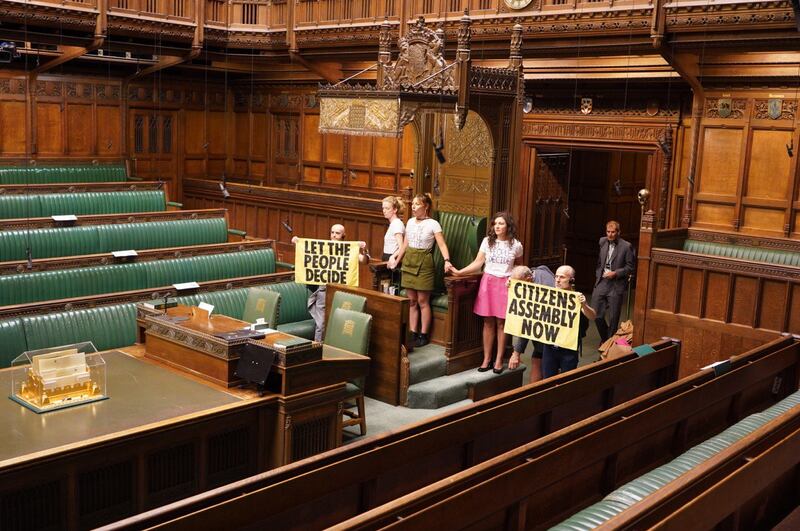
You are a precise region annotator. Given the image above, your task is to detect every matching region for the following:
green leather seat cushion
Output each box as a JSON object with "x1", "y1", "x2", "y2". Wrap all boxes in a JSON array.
[
  {"x1": 0, "y1": 319, "x2": 28, "y2": 369},
  {"x1": 551, "y1": 390, "x2": 800, "y2": 531},
  {"x1": 0, "y1": 164, "x2": 126, "y2": 185},
  {"x1": 683, "y1": 239, "x2": 800, "y2": 267},
  {"x1": 0, "y1": 217, "x2": 230, "y2": 261},
  {"x1": 0, "y1": 248, "x2": 276, "y2": 306},
  {"x1": 277, "y1": 319, "x2": 316, "y2": 340}
]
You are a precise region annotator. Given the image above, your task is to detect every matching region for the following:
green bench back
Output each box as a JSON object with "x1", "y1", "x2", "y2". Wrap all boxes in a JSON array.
[
  {"x1": 0, "y1": 191, "x2": 166, "y2": 219},
  {"x1": 0, "y1": 164, "x2": 127, "y2": 184},
  {"x1": 683, "y1": 239, "x2": 800, "y2": 267},
  {"x1": 0, "y1": 217, "x2": 229, "y2": 261},
  {"x1": 0, "y1": 248, "x2": 276, "y2": 306},
  {"x1": 552, "y1": 390, "x2": 800, "y2": 530},
  {"x1": 0, "y1": 279, "x2": 314, "y2": 368}
]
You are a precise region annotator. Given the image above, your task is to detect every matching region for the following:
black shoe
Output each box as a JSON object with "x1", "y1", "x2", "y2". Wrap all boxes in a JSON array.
[
  {"x1": 415, "y1": 333, "x2": 430, "y2": 347},
  {"x1": 477, "y1": 365, "x2": 491, "y2": 372},
  {"x1": 493, "y1": 367, "x2": 504, "y2": 374},
  {"x1": 410, "y1": 331, "x2": 420, "y2": 344}
]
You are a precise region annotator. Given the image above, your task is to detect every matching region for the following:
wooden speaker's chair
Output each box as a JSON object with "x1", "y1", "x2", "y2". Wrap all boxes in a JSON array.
[
  {"x1": 241, "y1": 288, "x2": 281, "y2": 328},
  {"x1": 330, "y1": 290, "x2": 367, "y2": 313},
  {"x1": 324, "y1": 308, "x2": 373, "y2": 436},
  {"x1": 370, "y1": 211, "x2": 486, "y2": 374}
]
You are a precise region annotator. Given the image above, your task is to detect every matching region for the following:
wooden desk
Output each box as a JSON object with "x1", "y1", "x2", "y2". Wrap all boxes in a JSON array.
[
  {"x1": 0, "y1": 349, "x2": 279, "y2": 530},
  {"x1": 142, "y1": 304, "x2": 370, "y2": 471}
]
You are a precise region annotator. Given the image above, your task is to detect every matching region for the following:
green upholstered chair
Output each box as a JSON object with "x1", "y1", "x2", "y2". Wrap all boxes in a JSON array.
[
  {"x1": 330, "y1": 290, "x2": 367, "y2": 313},
  {"x1": 324, "y1": 308, "x2": 373, "y2": 436},
  {"x1": 241, "y1": 288, "x2": 281, "y2": 328}
]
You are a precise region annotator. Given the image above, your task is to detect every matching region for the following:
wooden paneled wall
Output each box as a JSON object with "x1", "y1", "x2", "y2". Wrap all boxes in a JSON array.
[
  {"x1": 694, "y1": 89, "x2": 800, "y2": 237},
  {"x1": 230, "y1": 87, "x2": 415, "y2": 196},
  {"x1": 182, "y1": 178, "x2": 389, "y2": 287},
  {"x1": 0, "y1": 74, "x2": 123, "y2": 160},
  {"x1": 640, "y1": 228, "x2": 800, "y2": 376}
]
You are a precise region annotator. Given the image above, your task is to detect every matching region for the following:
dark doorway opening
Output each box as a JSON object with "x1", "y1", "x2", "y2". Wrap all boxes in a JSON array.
[{"x1": 523, "y1": 145, "x2": 648, "y2": 299}]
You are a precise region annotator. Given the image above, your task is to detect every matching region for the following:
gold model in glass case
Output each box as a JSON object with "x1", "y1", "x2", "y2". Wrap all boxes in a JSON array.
[{"x1": 10, "y1": 342, "x2": 107, "y2": 413}]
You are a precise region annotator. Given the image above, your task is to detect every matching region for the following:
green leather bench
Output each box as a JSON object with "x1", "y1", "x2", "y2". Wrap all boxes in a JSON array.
[
  {"x1": 180, "y1": 281, "x2": 316, "y2": 339},
  {"x1": 0, "y1": 217, "x2": 230, "y2": 261},
  {"x1": 0, "y1": 191, "x2": 167, "y2": 219},
  {"x1": 0, "y1": 164, "x2": 127, "y2": 184},
  {"x1": 0, "y1": 248, "x2": 277, "y2": 306},
  {"x1": 0, "y1": 280, "x2": 315, "y2": 369},
  {"x1": 683, "y1": 239, "x2": 800, "y2": 267},
  {"x1": 552, "y1": 389, "x2": 800, "y2": 530}
]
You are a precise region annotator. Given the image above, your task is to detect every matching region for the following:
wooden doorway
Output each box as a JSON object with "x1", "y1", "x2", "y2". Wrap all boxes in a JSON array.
[
  {"x1": 130, "y1": 110, "x2": 177, "y2": 185},
  {"x1": 521, "y1": 144, "x2": 651, "y2": 294}
]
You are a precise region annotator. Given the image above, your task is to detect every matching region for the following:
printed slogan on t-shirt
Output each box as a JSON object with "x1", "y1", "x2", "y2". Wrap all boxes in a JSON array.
[
  {"x1": 504, "y1": 279, "x2": 580, "y2": 350},
  {"x1": 294, "y1": 238, "x2": 360, "y2": 287}
]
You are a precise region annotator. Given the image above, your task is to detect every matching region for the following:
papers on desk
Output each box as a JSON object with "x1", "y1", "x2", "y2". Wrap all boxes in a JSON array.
[
  {"x1": 112, "y1": 250, "x2": 138, "y2": 258},
  {"x1": 173, "y1": 281, "x2": 200, "y2": 291},
  {"x1": 52, "y1": 214, "x2": 78, "y2": 222}
]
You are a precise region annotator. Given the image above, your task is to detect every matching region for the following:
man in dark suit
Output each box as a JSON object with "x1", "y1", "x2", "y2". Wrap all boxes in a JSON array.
[{"x1": 591, "y1": 220, "x2": 635, "y2": 343}]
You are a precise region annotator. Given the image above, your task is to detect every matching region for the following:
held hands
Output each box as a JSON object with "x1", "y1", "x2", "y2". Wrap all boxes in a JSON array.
[
  {"x1": 444, "y1": 262, "x2": 456, "y2": 274},
  {"x1": 387, "y1": 255, "x2": 398, "y2": 270}
]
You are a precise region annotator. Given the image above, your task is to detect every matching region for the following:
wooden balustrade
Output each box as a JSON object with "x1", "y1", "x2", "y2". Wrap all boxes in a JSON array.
[
  {"x1": 641, "y1": 228, "x2": 800, "y2": 377},
  {"x1": 108, "y1": 0, "x2": 194, "y2": 20},
  {"x1": 295, "y1": 0, "x2": 399, "y2": 26}
]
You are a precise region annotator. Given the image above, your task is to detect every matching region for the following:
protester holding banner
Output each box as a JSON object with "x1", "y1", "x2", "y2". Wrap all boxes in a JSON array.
[
  {"x1": 382, "y1": 196, "x2": 405, "y2": 262},
  {"x1": 451, "y1": 212, "x2": 523, "y2": 373},
  {"x1": 292, "y1": 224, "x2": 367, "y2": 342},
  {"x1": 508, "y1": 265, "x2": 555, "y2": 382},
  {"x1": 541, "y1": 265, "x2": 596, "y2": 379},
  {"x1": 389, "y1": 194, "x2": 454, "y2": 348}
]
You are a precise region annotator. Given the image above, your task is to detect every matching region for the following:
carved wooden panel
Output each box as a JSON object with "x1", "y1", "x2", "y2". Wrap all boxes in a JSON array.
[
  {"x1": 67, "y1": 103, "x2": 93, "y2": 155},
  {"x1": 698, "y1": 127, "x2": 742, "y2": 196},
  {"x1": 438, "y1": 111, "x2": 492, "y2": 218},
  {"x1": 703, "y1": 272, "x2": 729, "y2": 321},
  {"x1": 0, "y1": 101, "x2": 26, "y2": 156}
]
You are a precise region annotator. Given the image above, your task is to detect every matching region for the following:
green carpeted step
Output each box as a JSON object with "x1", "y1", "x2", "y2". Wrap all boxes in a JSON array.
[
  {"x1": 408, "y1": 344, "x2": 447, "y2": 385},
  {"x1": 406, "y1": 364, "x2": 525, "y2": 409}
]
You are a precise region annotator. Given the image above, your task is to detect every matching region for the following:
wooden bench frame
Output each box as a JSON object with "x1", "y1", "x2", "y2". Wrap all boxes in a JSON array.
[
  {"x1": 0, "y1": 271, "x2": 296, "y2": 320},
  {"x1": 370, "y1": 262, "x2": 484, "y2": 374},
  {"x1": 0, "y1": 208, "x2": 228, "y2": 231},
  {"x1": 332, "y1": 336, "x2": 799, "y2": 530},
  {"x1": 100, "y1": 339, "x2": 681, "y2": 530},
  {"x1": 598, "y1": 405, "x2": 800, "y2": 529},
  {"x1": 0, "y1": 239, "x2": 275, "y2": 275}
]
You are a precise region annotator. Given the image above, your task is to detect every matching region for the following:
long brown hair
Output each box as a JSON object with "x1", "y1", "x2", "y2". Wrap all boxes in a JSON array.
[
  {"x1": 413, "y1": 194, "x2": 433, "y2": 217},
  {"x1": 487, "y1": 211, "x2": 517, "y2": 248}
]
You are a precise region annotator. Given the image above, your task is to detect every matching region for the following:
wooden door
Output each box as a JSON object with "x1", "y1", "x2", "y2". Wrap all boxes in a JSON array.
[
  {"x1": 130, "y1": 110, "x2": 177, "y2": 185},
  {"x1": 522, "y1": 146, "x2": 570, "y2": 275},
  {"x1": 566, "y1": 150, "x2": 649, "y2": 295}
]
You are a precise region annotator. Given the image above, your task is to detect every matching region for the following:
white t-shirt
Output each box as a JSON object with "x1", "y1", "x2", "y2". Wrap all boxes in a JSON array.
[
  {"x1": 405, "y1": 217, "x2": 442, "y2": 250},
  {"x1": 383, "y1": 218, "x2": 405, "y2": 255},
  {"x1": 480, "y1": 237, "x2": 523, "y2": 277}
]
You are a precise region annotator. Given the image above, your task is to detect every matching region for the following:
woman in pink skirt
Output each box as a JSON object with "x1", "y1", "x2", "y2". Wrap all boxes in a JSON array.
[{"x1": 451, "y1": 212, "x2": 523, "y2": 373}]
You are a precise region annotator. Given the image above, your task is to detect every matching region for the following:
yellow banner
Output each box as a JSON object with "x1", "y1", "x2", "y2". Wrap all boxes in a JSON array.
[
  {"x1": 294, "y1": 238, "x2": 360, "y2": 287},
  {"x1": 503, "y1": 279, "x2": 580, "y2": 351}
]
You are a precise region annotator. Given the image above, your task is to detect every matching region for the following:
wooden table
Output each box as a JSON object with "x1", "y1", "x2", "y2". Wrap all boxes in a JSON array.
[{"x1": 141, "y1": 304, "x2": 370, "y2": 470}]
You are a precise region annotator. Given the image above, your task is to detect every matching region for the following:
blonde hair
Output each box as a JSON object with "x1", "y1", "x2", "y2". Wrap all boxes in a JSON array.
[
  {"x1": 382, "y1": 196, "x2": 405, "y2": 212},
  {"x1": 510, "y1": 265, "x2": 532, "y2": 281}
]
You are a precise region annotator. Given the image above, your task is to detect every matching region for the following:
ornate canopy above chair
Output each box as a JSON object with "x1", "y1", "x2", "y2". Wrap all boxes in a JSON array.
[{"x1": 318, "y1": 12, "x2": 523, "y2": 138}]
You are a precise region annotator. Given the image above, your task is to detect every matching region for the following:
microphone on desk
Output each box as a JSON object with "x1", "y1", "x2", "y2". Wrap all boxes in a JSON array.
[{"x1": 281, "y1": 219, "x2": 294, "y2": 233}]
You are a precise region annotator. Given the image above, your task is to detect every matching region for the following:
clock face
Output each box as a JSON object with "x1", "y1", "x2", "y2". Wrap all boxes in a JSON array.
[{"x1": 504, "y1": 0, "x2": 533, "y2": 8}]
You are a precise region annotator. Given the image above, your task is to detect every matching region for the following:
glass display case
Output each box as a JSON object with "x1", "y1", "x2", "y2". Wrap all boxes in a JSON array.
[{"x1": 10, "y1": 342, "x2": 107, "y2": 413}]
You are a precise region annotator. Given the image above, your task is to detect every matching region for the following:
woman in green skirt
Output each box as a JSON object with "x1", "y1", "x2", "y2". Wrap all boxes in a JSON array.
[{"x1": 389, "y1": 194, "x2": 454, "y2": 347}]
